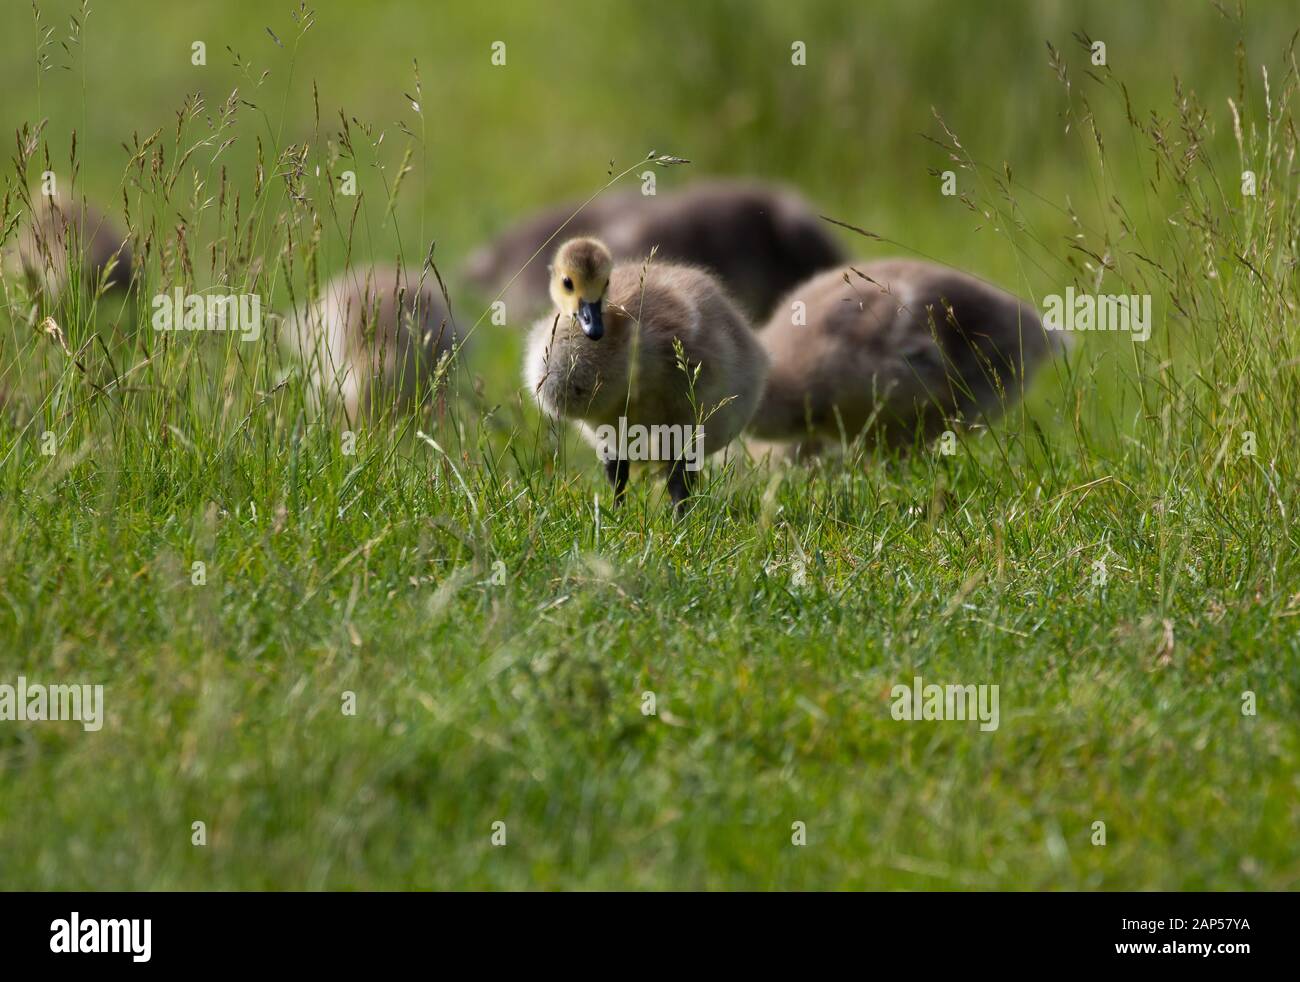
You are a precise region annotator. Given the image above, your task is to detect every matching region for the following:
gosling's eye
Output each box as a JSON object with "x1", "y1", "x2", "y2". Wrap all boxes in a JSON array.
[{"x1": 562, "y1": 277, "x2": 574, "y2": 292}]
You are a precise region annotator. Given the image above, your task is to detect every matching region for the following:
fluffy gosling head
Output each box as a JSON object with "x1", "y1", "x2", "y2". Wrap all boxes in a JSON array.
[{"x1": 550, "y1": 237, "x2": 614, "y2": 340}]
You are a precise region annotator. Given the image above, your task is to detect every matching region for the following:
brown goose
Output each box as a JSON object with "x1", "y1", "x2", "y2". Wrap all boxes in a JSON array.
[
  {"x1": 746, "y1": 259, "x2": 1064, "y2": 452},
  {"x1": 525, "y1": 237, "x2": 769, "y2": 511},
  {"x1": 5, "y1": 193, "x2": 133, "y2": 299},
  {"x1": 467, "y1": 179, "x2": 845, "y2": 322},
  {"x1": 287, "y1": 265, "x2": 459, "y2": 419}
]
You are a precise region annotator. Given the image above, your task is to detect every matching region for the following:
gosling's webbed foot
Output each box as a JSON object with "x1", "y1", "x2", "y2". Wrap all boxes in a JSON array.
[
  {"x1": 605, "y1": 458, "x2": 630, "y2": 504},
  {"x1": 665, "y1": 460, "x2": 695, "y2": 517}
]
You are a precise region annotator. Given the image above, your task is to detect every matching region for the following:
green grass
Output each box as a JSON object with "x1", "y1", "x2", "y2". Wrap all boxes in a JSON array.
[{"x1": 0, "y1": 0, "x2": 1297, "y2": 889}]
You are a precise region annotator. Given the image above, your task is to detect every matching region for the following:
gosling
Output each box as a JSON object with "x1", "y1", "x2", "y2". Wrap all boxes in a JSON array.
[
  {"x1": 746, "y1": 259, "x2": 1064, "y2": 453},
  {"x1": 525, "y1": 237, "x2": 769, "y2": 512},
  {"x1": 467, "y1": 179, "x2": 845, "y2": 322},
  {"x1": 287, "y1": 265, "x2": 459, "y2": 420},
  {"x1": 4, "y1": 192, "x2": 133, "y2": 301}
]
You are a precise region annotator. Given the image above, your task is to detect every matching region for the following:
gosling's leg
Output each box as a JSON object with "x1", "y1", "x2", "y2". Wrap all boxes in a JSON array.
[
  {"x1": 604, "y1": 458, "x2": 630, "y2": 504},
  {"x1": 665, "y1": 460, "x2": 695, "y2": 516}
]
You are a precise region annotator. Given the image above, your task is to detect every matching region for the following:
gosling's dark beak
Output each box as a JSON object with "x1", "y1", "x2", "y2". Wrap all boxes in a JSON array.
[{"x1": 578, "y1": 298, "x2": 604, "y2": 340}]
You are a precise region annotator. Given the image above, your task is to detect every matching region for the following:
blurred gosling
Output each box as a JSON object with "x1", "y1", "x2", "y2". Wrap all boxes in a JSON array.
[
  {"x1": 287, "y1": 265, "x2": 460, "y2": 420},
  {"x1": 747, "y1": 259, "x2": 1064, "y2": 454},
  {"x1": 467, "y1": 179, "x2": 845, "y2": 322},
  {"x1": 3, "y1": 192, "x2": 133, "y2": 302},
  {"x1": 525, "y1": 237, "x2": 768, "y2": 512}
]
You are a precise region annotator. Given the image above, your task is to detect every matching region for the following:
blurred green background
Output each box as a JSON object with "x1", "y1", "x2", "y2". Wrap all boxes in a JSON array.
[{"x1": 2, "y1": 0, "x2": 1288, "y2": 300}]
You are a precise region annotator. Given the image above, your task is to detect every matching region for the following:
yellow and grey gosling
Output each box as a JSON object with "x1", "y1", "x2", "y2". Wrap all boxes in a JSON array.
[
  {"x1": 525, "y1": 237, "x2": 769, "y2": 512},
  {"x1": 4, "y1": 193, "x2": 133, "y2": 300},
  {"x1": 746, "y1": 259, "x2": 1064, "y2": 454},
  {"x1": 287, "y1": 265, "x2": 460, "y2": 420},
  {"x1": 467, "y1": 179, "x2": 845, "y2": 322}
]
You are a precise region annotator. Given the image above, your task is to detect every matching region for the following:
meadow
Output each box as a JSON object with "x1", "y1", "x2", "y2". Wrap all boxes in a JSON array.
[{"x1": 0, "y1": 0, "x2": 1296, "y2": 889}]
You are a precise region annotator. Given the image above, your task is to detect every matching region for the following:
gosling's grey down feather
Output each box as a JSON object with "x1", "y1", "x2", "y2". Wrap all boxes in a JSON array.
[
  {"x1": 4, "y1": 193, "x2": 133, "y2": 299},
  {"x1": 287, "y1": 265, "x2": 459, "y2": 419},
  {"x1": 747, "y1": 259, "x2": 1064, "y2": 450},
  {"x1": 468, "y1": 179, "x2": 845, "y2": 321},
  {"x1": 525, "y1": 256, "x2": 769, "y2": 499}
]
